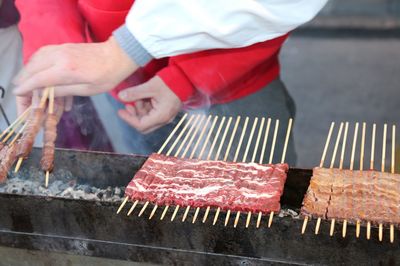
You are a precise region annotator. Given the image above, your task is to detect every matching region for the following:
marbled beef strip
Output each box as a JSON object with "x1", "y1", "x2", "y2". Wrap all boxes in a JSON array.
[{"x1": 125, "y1": 153, "x2": 288, "y2": 213}]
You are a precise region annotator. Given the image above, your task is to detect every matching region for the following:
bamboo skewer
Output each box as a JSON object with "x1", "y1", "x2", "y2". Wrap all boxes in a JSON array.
[
  {"x1": 119, "y1": 114, "x2": 189, "y2": 216},
  {"x1": 259, "y1": 118, "x2": 272, "y2": 164},
  {"x1": 192, "y1": 207, "x2": 200, "y2": 224},
  {"x1": 202, "y1": 206, "x2": 211, "y2": 223},
  {"x1": 157, "y1": 114, "x2": 188, "y2": 154},
  {"x1": 233, "y1": 117, "x2": 258, "y2": 228},
  {"x1": 138, "y1": 201, "x2": 149, "y2": 217},
  {"x1": 356, "y1": 122, "x2": 366, "y2": 238},
  {"x1": 211, "y1": 116, "x2": 240, "y2": 224},
  {"x1": 232, "y1": 117, "x2": 249, "y2": 163},
  {"x1": 197, "y1": 116, "x2": 219, "y2": 159},
  {"x1": 182, "y1": 205, "x2": 190, "y2": 222},
  {"x1": 0, "y1": 107, "x2": 31, "y2": 140},
  {"x1": 149, "y1": 204, "x2": 158, "y2": 219},
  {"x1": 390, "y1": 125, "x2": 395, "y2": 243},
  {"x1": 166, "y1": 115, "x2": 195, "y2": 156},
  {"x1": 127, "y1": 200, "x2": 139, "y2": 216},
  {"x1": 214, "y1": 117, "x2": 233, "y2": 161},
  {"x1": 45, "y1": 87, "x2": 55, "y2": 188},
  {"x1": 224, "y1": 210, "x2": 231, "y2": 227},
  {"x1": 181, "y1": 116, "x2": 206, "y2": 158},
  {"x1": 367, "y1": 123, "x2": 376, "y2": 240},
  {"x1": 341, "y1": 122, "x2": 358, "y2": 238},
  {"x1": 171, "y1": 205, "x2": 180, "y2": 222},
  {"x1": 328, "y1": 122, "x2": 348, "y2": 236},
  {"x1": 206, "y1": 116, "x2": 226, "y2": 160},
  {"x1": 301, "y1": 122, "x2": 335, "y2": 235},
  {"x1": 314, "y1": 123, "x2": 347, "y2": 235},
  {"x1": 189, "y1": 116, "x2": 212, "y2": 159},
  {"x1": 378, "y1": 124, "x2": 387, "y2": 242},
  {"x1": 160, "y1": 205, "x2": 169, "y2": 220},
  {"x1": 15, "y1": 88, "x2": 51, "y2": 173},
  {"x1": 175, "y1": 115, "x2": 201, "y2": 157},
  {"x1": 266, "y1": 119, "x2": 280, "y2": 228},
  {"x1": 223, "y1": 116, "x2": 241, "y2": 162}
]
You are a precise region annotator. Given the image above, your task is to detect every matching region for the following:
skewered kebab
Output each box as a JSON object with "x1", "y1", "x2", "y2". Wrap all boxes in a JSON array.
[{"x1": 41, "y1": 113, "x2": 57, "y2": 173}]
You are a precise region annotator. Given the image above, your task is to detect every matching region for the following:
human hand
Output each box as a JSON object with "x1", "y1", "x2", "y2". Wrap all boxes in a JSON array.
[
  {"x1": 117, "y1": 76, "x2": 182, "y2": 134},
  {"x1": 13, "y1": 37, "x2": 138, "y2": 97},
  {"x1": 16, "y1": 93, "x2": 73, "y2": 116}
]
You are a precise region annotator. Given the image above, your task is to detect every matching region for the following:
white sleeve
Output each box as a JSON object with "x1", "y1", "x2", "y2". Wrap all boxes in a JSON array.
[{"x1": 125, "y1": 0, "x2": 327, "y2": 58}]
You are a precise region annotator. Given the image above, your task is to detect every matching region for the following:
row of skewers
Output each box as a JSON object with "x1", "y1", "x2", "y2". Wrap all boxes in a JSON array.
[
  {"x1": 301, "y1": 121, "x2": 397, "y2": 243},
  {"x1": 0, "y1": 87, "x2": 59, "y2": 187},
  {"x1": 117, "y1": 114, "x2": 293, "y2": 228}
]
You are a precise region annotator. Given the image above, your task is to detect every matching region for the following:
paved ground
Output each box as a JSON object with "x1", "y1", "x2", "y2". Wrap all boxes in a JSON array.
[{"x1": 280, "y1": 35, "x2": 400, "y2": 168}]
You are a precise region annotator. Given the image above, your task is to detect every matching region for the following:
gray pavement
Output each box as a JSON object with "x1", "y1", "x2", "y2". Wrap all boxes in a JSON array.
[{"x1": 280, "y1": 36, "x2": 400, "y2": 168}]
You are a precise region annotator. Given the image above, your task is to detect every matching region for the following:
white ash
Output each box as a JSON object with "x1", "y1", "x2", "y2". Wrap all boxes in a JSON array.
[
  {"x1": 278, "y1": 208, "x2": 300, "y2": 219},
  {"x1": 0, "y1": 166, "x2": 125, "y2": 201}
]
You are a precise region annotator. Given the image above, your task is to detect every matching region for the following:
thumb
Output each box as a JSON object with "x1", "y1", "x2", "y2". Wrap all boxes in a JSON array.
[{"x1": 118, "y1": 84, "x2": 154, "y2": 102}]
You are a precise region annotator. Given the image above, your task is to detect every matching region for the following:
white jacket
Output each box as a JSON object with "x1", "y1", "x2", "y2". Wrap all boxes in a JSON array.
[{"x1": 113, "y1": 0, "x2": 327, "y2": 65}]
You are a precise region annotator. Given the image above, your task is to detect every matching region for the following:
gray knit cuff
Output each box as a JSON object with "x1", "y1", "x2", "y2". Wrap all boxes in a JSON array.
[{"x1": 112, "y1": 25, "x2": 153, "y2": 67}]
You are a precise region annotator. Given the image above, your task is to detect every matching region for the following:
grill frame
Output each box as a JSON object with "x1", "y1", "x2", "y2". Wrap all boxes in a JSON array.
[{"x1": 0, "y1": 148, "x2": 399, "y2": 265}]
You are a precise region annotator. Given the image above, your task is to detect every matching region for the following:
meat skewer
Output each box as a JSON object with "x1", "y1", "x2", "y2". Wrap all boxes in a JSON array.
[
  {"x1": 0, "y1": 107, "x2": 31, "y2": 140},
  {"x1": 41, "y1": 87, "x2": 58, "y2": 187},
  {"x1": 367, "y1": 123, "x2": 376, "y2": 240},
  {"x1": 378, "y1": 124, "x2": 387, "y2": 242},
  {"x1": 233, "y1": 117, "x2": 258, "y2": 228},
  {"x1": 302, "y1": 122, "x2": 339, "y2": 234},
  {"x1": 355, "y1": 122, "x2": 366, "y2": 238},
  {"x1": 0, "y1": 123, "x2": 27, "y2": 183},
  {"x1": 390, "y1": 125, "x2": 395, "y2": 243},
  {"x1": 15, "y1": 88, "x2": 50, "y2": 173},
  {"x1": 116, "y1": 114, "x2": 188, "y2": 215}
]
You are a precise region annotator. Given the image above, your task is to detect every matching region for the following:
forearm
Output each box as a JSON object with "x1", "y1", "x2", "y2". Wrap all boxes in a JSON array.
[{"x1": 113, "y1": 0, "x2": 327, "y2": 66}]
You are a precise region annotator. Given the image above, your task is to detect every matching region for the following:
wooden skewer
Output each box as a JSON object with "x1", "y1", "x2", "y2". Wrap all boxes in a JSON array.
[
  {"x1": 233, "y1": 117, "x2": 258, "y2": 228},
  {"x1": 224, "y1": 210, "x2": 231, "y2": 226},
  {"x1": 9, "y1": 123, "x2": 27, "y2": 146},
  {"x1": 209, "y1": 116, "x2": 240, "y2": 225},
  {"x1": 182, "y1": 205, "x2": 190, "y2": 222},
  {"x1": 314, "y1": 123, "x2": 347, "y2": 235},
  {"x1": 256, "y1": 212, "x2": 262, "y2": 228},
  {"x1": 0, "y1": 107, "x2": 31, "y2": 140},
  {"x1": 15, "y1": 88, "x2": 51, "y2": 174},
  {"x1": 213, "y1": 207, "x2": 221, "y2": 225},
  {"x1": 251, "y1": 118, "x2": 265, "y2": 164},
  {"x1": 171, "y1": 205, "x2": 180, "y2": 222},
  {"x1": 149, "y1": 204, "x2": 158, "y2": 219},
  {"x1": 266, "y1": 119, "x2": 281, "y2": 227},
  {"x1": 268, "y1": 119, "x2": 279, "y2": 164},
  {"x1": 245, "y1": 212, "x2": 252, "y2": 228},
  {"x1": 202, "y1": 206, "x2": 211, "y2": 223},
  {"x1": 206, "y1": 116, "x2": 226, "y2": 160},
  {"x1": 166, "y1": 115, "x2": 195, "y2": 156},
  {"x1": 301, "y1": 122, "x2": 335, "y2": 235},
  {"x1": 157, "y1": 114, "x2": 188, "y2": 154},
  {"x1": 259, "y1": 118, "x2": 272, "y2": 164},
  {"x1": 2, "y1": 113, "x2": 29, "y2": 143},
  {"x1": 356, "y1": 122, "x2": 366, "y2": 238},
  {"x1": 181, "y1": 116, "x2": 206, "y2": 158},
  {"x1": 367, "y1": 123, "x2": 376, "y2": 240},
  {"x1": 160, "y1": 205, "x2": 169, "y2": 220},
  {"x1": 117, "y1": 196, "x2": 129, "y2": 214},
  {"x1": 242, "y1": 117, "x2": 258, "y2": 163},
  {"x1": 189, "y1": 116, "x2": 212, "y2": 159},
  {"x1": 341, "y1": 122, "x2": 358, "y2": 238},
  {"x1": 214, "y1": 117, "x2": 233, "y2": 161},
  {"x1": 198, "y1": 116, "x2": 219, "y2": 159},
  {"x1": 192, "y1": 207, "x2": 200, "y2": 224},
  {"x1": 234, "y1": 211, "x2": 241, "y2": 228},
  {"x1": 223, "y1": 116, "x2": 241, "y2": 161},
  {"x1": 138, "y1": 201, "x2": 149, "y2": 217},
  {"x1": 281, "y1": 118, "x2": 293, "y2": 163},
  {"x1": 390, "y1": 125, "x2": 396, "y2": 243},
  {"x1": 232, "y1": 117, "x2": 249, "y2": 162},
  {"x1": 329, "y1": 122, "x2": 349, "y2": 236},
  {"x1": 378, "y1": 124, "x2": 387, "y2": 242},
  {"x1": 175, "y1": 115, "x2": 201, "y2": 157},
  {"x1": 127, "y1": 200, "x2": 139, "y2": 216},
  {"x1": 45, "y1": 87, "x2": 55, "y2": 188}
]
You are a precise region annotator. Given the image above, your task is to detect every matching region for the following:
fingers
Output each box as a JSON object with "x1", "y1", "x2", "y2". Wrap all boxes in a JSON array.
[
  {"x1": 118, "y1": 108, "x2": 165, "y2": 134},
  {"x1": 118, "y1": 84, "x2": 154, "y2": 102},
  {"x1": 13, "y1": 68, "x2": 60, "y2": 96},
  {"x1": 15, "y1": 96, "x2": 32, "y2": 116},
  {"x1": 64, "y1": 96, "x2": 74, "y2": 112}
]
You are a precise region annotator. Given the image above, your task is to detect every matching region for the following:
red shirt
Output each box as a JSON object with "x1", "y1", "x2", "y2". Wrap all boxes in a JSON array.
[{"x1": 16, "y1": 0, "x2": 287, "y2": 108}]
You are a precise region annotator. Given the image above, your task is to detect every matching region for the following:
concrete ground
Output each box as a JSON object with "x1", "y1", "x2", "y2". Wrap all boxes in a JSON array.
[{"x1": 280, "y1": 35, "x2": 400, "y2": 168}]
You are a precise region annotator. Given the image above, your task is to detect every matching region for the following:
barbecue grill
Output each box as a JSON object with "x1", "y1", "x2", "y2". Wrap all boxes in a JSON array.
[{"x1": 0, "y1": 122, "x2": 400, "y2": 264}]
